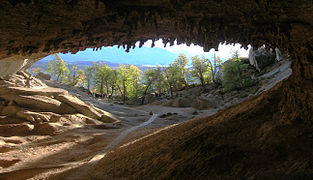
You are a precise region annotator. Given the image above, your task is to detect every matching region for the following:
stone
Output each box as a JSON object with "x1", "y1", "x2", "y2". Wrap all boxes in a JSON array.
[
  {"x1": 32, "y1": 123, "x2": 61, "y2": 135},
  {"x1": 55, "y1": 94, "x2": 102, "y2": 120},
  {"x1": 0, "y1": 123, "x2": 34, "y2": 136},
  {"x1": 35, "y1": 72, "x2": 51, "y2": 80},
  {"x1": 0, "y1": 94, "x2": 77, "y2": 115},
  {"x1": 1, "y1": 105, "x2": 23, "y2": 117},
  {"x1": 16, "y1": 110, "x2": 51, "y2": 123},
  {"x1": 0, "y1": 59, "x2": 28, "y2": 78},
  {"x1": 248, "y1": 47, "x2": 276, "y2": 71},
  {"x1": 0, "y1": 86, "x2": 67, "y2": 97},
  {"x1": 0, "y1": 72, "x2": 46, "y2": 88},
  {"x1": 191, "y1": 97, "x2": 214, "y2": 110}
]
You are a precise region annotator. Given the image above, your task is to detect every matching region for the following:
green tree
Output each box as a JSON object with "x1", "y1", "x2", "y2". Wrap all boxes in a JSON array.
[
  {"x1": 116, "y1": 64, "x2": 142, "y2": 103},
  {"x1": 84, "y1": 66, "x2": 95, "y2": 92},
  {"x1": 76, "y1": 69, "x2": 86, "y2": 87},
  {"x1": 69, "y1": 64, "x2": 82, "y2": 86},
  {"x1": 94, "y1": 63, "x2": 112, "y2": 96},
  {"x1": 222, "y1": 57, "x2": 255, "y2": 91},
  {"x1": 141, "y1": 67, "x2": 162, "y2": 104},
  {"x1": 108, "y1": 69, "x2": 119, "y2": 98},
  {"x1": 47, "y1": 54, "x2": 69, "y2": 83},
  {"x1": 173, "y1": 53, "x2": 189, "y2": 86},
  {"x1": 191, "y1": 55, "x2": 209, "y2": 88}
]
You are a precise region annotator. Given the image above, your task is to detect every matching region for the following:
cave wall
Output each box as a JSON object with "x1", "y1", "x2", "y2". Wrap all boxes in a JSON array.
[{"x1": 0, "y1": 0, "x2": 312, "y2": 76}]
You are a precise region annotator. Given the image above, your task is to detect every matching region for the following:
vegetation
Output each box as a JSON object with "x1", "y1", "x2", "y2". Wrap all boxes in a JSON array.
[
  {"x1": 47, "y1": 54, "x2": 69, "y2": 83},
  {"x1": 221, "y1": 57, "x2": 255, "y2": 91},
  {"x1": 44, "y1": 52, "x2": 254, "y2": 104}
]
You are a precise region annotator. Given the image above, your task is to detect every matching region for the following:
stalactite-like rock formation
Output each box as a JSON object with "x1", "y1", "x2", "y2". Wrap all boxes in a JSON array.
[{"x1": 0, "y1": 1, "x2": 312, "y2": 77}]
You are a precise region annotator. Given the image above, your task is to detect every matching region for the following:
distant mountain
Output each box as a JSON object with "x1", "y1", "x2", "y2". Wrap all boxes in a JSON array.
[
  {"x1": 40, "y1": 46, "x2": 178, "y2": 66},
  {"x1": 31, "y1": 60, "x2": 152, "y2": 74}
]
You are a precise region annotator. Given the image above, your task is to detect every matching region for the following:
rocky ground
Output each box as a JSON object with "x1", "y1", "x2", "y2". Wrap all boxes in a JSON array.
[{"x1": 0, "y1": 58, "x2": 291, "y2": 179}]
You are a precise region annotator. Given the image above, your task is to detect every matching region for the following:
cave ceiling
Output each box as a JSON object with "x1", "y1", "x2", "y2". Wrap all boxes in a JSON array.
[{"x1": 0, "y1": 0, "x2": 312, "y2": 72}]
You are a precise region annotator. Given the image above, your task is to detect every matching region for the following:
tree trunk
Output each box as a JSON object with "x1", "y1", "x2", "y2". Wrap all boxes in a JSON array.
[
  {"x1": 208, "y1": 60, "x2": 215, "y2": 84},
  {"x1": 105, "y1": 80, "x2": 109, "y2": 98},
  {"x1": 116, "y1": 84, "x2": 123, "y2": 96},
  {"x1": 110, "y1": 85, "x2": 115, "y2": 99},
  {"x1": 164, "y1": 70, "x2": 173, "y2": 98},
  {"x1": 122, "y1": 80, "x2": 126, "y2": 103},
  {"x1": 141, "y1": 81, "x2": 152, "y2": 105},
  {"x1": 87, "y1": 78, "x2": 90, "y2": 92},
  {"x1": 100, "y1": 81, "x2": 104, "y2": 95},
  {"x1": 57, "y1": 72, "x2": 61, "y2": 82}
]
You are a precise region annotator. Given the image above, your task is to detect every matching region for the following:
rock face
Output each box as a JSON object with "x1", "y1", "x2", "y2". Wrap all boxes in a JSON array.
[
  {"x1": 0, "y1": 73, "x2": 118, "y2": 135},
  {"x1": 35, "y1": 72, "x2": 51, "y2": 80},
  {"x1": 249, "y1": 47, "x2": 276, "y2": 71}
]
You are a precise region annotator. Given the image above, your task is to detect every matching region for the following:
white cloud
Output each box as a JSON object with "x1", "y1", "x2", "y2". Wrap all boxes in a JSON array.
[{"x1": 141, "y1": 39, "x2": 250, "y2": 60}]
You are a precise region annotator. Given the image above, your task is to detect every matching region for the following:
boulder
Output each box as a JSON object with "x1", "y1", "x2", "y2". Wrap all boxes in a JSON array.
[
  {"x1": 0, "y1": 94, "x2": 77, "y2": 115},
  {"x1": 32, "y1": 122, "x2": 61, "y2": 135},
  {"x1": 1, "y1": 105, "x2": 23, "y2": 117},
  {"x1": 248, "y1": 47, "x2": 276, "y2": 71},
  {"x1": 16, "y1": 110, "x2": 51, "y2": 123},
  {"x1": 0, "y1": 123, "x2": 34, "y2": 136},
  {"x1": 191, "y1": 97, "x2": 215, "y2": 110},
  {"x1": 0, "y1": 59, "x2": 28, "y2": 78},
  {"x1": 55, "y1": 94, "x2": 102, "y2": 120},
  {"x1": 3, "y1": 73, "x2": 26, "y2": 87},
  {"x1": 0, "y1": 86, "x2": 67, "y2": 97},
  {"x1": 35, "y1": 72, "x2": 51, "y2": 80}
]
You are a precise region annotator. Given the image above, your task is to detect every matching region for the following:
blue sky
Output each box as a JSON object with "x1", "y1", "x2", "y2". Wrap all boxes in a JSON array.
[{"x1": 41, "y1": 40, "x2": 250, "y2": 66}]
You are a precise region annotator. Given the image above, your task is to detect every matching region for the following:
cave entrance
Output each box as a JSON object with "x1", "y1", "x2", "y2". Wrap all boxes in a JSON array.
[{"x1": 28, "y1": 40, "x2": 253, "y2": 103}]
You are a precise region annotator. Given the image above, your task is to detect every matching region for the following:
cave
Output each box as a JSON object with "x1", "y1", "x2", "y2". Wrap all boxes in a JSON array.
[{"x1": 0, "y1": 0, "x2": 312, "y2": 179}]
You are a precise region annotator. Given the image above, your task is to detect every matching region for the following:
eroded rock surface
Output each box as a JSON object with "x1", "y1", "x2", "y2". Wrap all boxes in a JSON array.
[{"x1": 0, "y1": 72, "x2": 119, "y2": 136}]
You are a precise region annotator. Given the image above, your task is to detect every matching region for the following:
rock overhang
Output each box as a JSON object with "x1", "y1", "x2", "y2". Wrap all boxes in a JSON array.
[{"x1": 0, "y1": 0, "x2": 312, "y2": 78}]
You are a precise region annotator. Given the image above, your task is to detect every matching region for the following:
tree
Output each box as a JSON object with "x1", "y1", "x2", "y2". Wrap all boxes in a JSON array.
[
  {"x1": 173, "y1": 53, "x2": 189, "y2": 86},
  {"x1": 69, "y1": 64, "x2": 83, "y2": 86},
  {"x1": 163, "y1": 65, "x2": 174, "y2": 98},
  {"x1": 94, "y1": 63, "x2": 112, "y2": 96},
  {"x1": 208, "y1": 54, "x2": 223, "y2": 84},
  {"x1": 47, "y1": 54, "x2": 69, "y2": 83},
  {"x1": 76, "y1": 69, "x2": 86, "y2": 87},
  {"x1": 191, "y1": 55, "x2": 209, "y2": 88},
  {"x1": 108, "y1": 69, "x2": 119, "y2": 99},
  {"x1": 163, "y1": 54, "x2": 190, "y2": 98},
  {"x1": 222, "y1": 57, "x2": 254, "y2": 91},
  {"x1": 141, "y1": 67, "x2": 162, "y2": 104},
  {"x1": 84, "y1": 66, "x2": 95, "y2": 92},
  {"x1": 116, "y1": 64, "x2": 142, "y2": 103}
]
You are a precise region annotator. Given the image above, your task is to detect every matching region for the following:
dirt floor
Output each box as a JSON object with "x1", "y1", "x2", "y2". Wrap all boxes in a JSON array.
[{"x1": 0, "y1": 91, "x2": 217, "y2": 179}]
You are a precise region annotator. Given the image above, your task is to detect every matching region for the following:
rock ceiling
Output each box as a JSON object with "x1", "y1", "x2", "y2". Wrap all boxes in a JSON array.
[{"x1": 0, "y1": 0, "x2": 312, "y2": 79}]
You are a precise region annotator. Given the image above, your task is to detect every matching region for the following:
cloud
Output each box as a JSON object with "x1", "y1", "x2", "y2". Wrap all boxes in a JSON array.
[{"x1": 141, "y1": 39, "x2": 250, "y2": 60}]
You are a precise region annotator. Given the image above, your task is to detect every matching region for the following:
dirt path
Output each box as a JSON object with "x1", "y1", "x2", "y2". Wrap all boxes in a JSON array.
[
  {"x1": 0, "y1": 107, "x2": 159, "y2": 180},
  {"x1": 89, "y1": 113, "x2": 159, "y2": 163}
]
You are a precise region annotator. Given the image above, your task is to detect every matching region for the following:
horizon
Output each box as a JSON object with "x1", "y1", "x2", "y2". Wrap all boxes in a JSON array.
[{"x1": 39, "y1": 40, "x2": 250, "y2": 66}]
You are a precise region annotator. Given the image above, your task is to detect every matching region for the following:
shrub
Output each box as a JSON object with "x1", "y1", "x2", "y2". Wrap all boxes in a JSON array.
[{"x1": 222, "y1": 58, "x2": 255, "y2": 91}]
